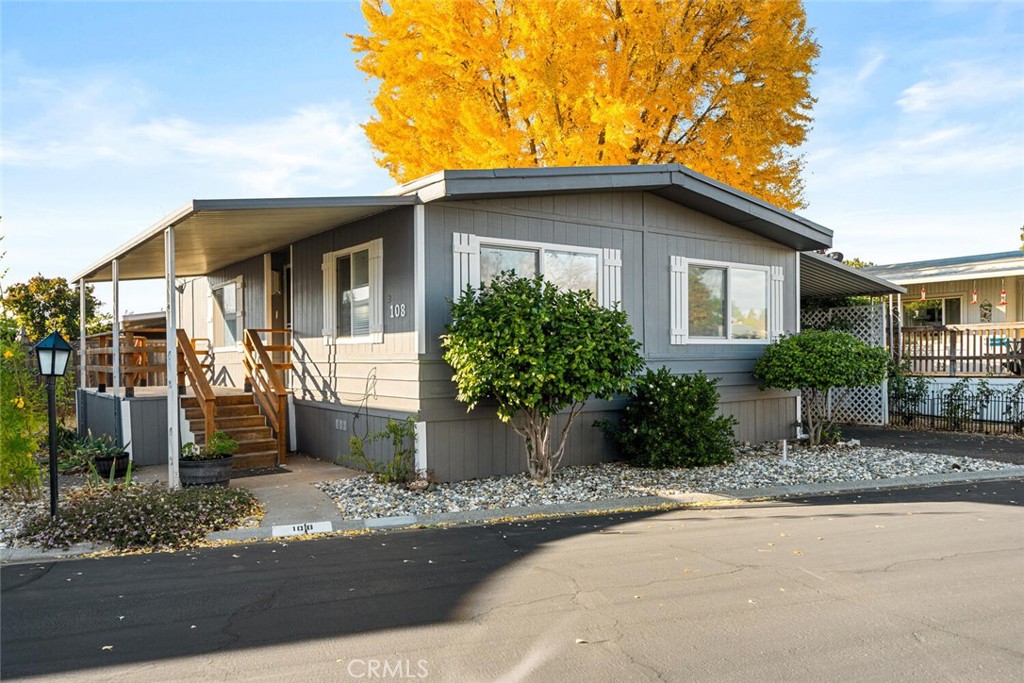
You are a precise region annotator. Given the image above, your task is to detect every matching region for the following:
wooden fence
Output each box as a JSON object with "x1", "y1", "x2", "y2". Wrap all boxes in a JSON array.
[{"x1": 900, "y1": 323, "x2": 1024, "y2": 377}]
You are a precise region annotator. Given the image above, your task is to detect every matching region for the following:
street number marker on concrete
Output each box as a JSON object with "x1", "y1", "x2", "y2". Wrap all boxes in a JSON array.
[{"x1": 271, "y1": 521, "x2": 333, "y2": 537}]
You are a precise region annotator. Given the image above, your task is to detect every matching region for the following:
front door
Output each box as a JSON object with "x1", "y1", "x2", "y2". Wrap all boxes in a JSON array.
[{"x1": 268, "y1": 249, "x2": 292, "y2": 387}]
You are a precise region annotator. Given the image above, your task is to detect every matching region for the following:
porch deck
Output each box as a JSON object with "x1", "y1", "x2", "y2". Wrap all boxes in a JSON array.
[{"x1": 900, "y1": 323, "x2": 1024, "y2": 377}]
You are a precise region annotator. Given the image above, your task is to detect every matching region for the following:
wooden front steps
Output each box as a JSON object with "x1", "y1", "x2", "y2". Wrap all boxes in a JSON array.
[{"x1": 181, "y1": 393, "x2": 279, "y2": 469}]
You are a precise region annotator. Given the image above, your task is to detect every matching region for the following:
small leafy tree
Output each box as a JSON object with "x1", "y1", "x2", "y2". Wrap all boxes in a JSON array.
[
  {"x1": 753, "y1": 329, "x2": 888, "y2": 445},
  {"x1": 443, "y1": 274, "x2": 643, "y2": 482},
  {"x1": 0, "y1": 274, "x2": 109, "y2": 342}
]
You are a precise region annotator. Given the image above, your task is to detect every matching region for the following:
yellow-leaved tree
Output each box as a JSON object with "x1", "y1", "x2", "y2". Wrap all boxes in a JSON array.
[{"x1": 351, "y1": 0, "x2": 820, "y2": 210}]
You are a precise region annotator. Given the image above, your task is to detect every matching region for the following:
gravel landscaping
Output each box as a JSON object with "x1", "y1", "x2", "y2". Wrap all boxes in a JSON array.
[
  {"x1": 3, "y1": 443, "x2": 1020, "y2": 550},
  {"x1": 315, "y1": 442, "x2": 1020, "y2": 520}
]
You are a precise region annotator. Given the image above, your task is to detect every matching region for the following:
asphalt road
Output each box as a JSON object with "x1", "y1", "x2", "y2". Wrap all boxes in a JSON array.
[{"x1": 3, "y1": 479, "x2": 1023, "y2": 682}]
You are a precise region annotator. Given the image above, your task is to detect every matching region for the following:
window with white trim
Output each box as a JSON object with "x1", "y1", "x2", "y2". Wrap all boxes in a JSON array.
[
  {"x1": 209, "y1": 277, "x2": 243, "y2": 349},
  {"x1": 322, "y1": 239, "x2": 383, "y2": 343},
  {"x1": 453, "y1": 233, "x2": 622, "y2": 307},
  {"x1": 670, "y1": 257, "x2": 783, "y2": 344}
]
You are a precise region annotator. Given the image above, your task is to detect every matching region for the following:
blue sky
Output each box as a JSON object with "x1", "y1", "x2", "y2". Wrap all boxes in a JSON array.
[{"x1": 2, "y1": 1, "x2": 1022, "y2": 316}]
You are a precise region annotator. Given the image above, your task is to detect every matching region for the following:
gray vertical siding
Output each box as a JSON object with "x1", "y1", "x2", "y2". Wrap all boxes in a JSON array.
[
  {"x1": 78, "y1": 391, "x2": 170, "y2": 467},
  {"x1": 418, "y1": 190, "x2": 799, "y2": 480},
  {"x1": 292, "y1": 400, "x2": 415, "y2": 472}
]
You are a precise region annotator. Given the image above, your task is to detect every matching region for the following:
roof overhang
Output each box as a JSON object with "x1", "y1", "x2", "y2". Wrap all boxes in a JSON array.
[
  {"x1": 74, "y1": 197, "x2": 418, "y2": 282},
  {"x1": 387, "y1": 165, "x2": 833, "y2": 251},
  {"x1": 800, "y1": 251, "x2": 906, "y2": 298},
  {"x1": 862, "y1": 257, "x2": 1024, "y2": 285}
]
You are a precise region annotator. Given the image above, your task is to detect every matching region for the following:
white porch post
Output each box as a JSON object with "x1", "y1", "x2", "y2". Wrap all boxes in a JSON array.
[
  {"x1": 78, "y1": 279, "x2": 88, "y2": 436},
  {"x1": 111, "y1": 259, "x2": 123, "y2": 446},
  {"x1": 165, "y1": 226, "x2": 180, "y2": 489},
  {"x1": 414, "y1": 203, "x2": 426, "y2": 355}
]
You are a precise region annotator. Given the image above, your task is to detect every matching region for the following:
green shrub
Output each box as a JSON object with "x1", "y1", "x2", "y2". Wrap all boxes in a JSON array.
[
  {"x1": 21, "y1": 483, "x2": 262, "y2": 551},
  {"x1": 0, "y1": 336, "x2": 44, "y2": 500},
  {"x1": 754, "y1": 329, "x2": 888, "y2": 445},
  {"x1": 348, "y1": 415, "x2": 418, "y2": 484},
  {"x1": 602, "y1": 368, "x2": 737, "y2": 468}
]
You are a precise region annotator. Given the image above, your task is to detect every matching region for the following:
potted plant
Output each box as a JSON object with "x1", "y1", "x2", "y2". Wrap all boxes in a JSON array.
[
  {"x1": 179, "y1": 431, "x2": 238, "y2": 487},
  {"x1": 78, "y1": 432, "x2": 131, "y2": 479}
]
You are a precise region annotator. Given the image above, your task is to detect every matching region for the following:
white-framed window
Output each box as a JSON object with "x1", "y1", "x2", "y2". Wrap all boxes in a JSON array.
[
  {"x1": 322, "y1": 239, "x2": 383, "y2": 344},
  {"x1": 670, "y1": 257, "x2": 783, "y2": 344},
  {"x1": 209, "y1": 277, "x2": 244, "y2": 350},
  {"x1": 453, "y1": 233, "x2": 622, "y2": 307}
]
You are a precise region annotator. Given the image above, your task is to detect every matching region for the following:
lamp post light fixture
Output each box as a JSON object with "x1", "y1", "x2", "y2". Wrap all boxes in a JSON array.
[{"x1": 34, "y1": 331, "x2": 73, "y2": 518}]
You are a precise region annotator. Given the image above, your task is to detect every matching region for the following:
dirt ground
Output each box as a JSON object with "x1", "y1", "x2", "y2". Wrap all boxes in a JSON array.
[{"x1": 840, "y1": 424, "x2": 1024, "y2": 465}]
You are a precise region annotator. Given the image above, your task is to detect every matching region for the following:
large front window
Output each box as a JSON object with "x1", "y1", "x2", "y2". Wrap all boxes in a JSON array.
[
  {"x1": 671, "y1": 257, "x2": 774, "y2": 344},
  {"x1": 479, "y1": 241, "x2": 599, "y2": 296},
  {"x1": 454, "y1": 233, "x2": 621, "y2": 308}
]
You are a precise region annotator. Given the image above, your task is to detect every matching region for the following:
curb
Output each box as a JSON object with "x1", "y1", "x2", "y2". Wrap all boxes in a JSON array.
[{"x1": 5, "y1": 467, "x2": 1023, "y2": 564}]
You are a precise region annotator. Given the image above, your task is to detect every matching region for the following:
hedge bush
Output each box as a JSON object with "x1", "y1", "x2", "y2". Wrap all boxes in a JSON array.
[{"x1": 603, "y1": 368, "x2": 737, "y2": 468}]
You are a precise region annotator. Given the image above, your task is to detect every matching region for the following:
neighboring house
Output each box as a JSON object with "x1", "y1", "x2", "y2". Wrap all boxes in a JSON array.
[
  {"x1": 73, "y1": 164, "x2": 900, "y2": 481},
  {"x1": 864, "y1": 251, "x2": 1024, "y2": 376},
  {"x1": 864, "y1": 251, "x2": 1024, "y2": 327}
]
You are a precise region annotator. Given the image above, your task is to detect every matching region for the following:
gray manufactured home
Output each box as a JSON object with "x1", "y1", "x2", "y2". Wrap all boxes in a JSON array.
[{"x1": 74, "y1": 164, "x2": 900, "y2": 482}]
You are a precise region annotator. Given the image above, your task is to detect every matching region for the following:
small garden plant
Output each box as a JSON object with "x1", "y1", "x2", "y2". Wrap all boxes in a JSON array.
[
  {"x1": 21, "y1": 484, "x2": 262, "y2": 551},
  {"x1": 181, "y1": 431, "x2": 239, "y2": 460},
  {"x1": 348, "y1": 415, "x2": 418, "y2": 484},
  {"x1": 601, "y1": 368, "x2": 737, "y2": 468}
]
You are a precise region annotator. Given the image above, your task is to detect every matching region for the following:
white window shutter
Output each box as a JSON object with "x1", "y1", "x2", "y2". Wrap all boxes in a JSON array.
[
  {"x1": 452, "y1": 233, "x2": 479, "y2": 299},
  {"x1": 670, "y1": 256, "x2": 687, "y2": 345},
  {"x1": 770, "y1": 265, "x2": 785, "y2": 340},
  {"x1": 600, "y1": 248, "x2": 622, "y2": 308},
  {"x1": 369, "y1": 238, "x2": 384, "y2": 339},
  {"x1": 321, "y1": 252, "x2": 336, "y2": 340}
]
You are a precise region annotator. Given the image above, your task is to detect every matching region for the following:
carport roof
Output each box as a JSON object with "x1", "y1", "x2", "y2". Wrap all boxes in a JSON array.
[
  {"x1": 73, "y1": 197, "x2": 417, "y2": 282},
  {"x1": 75, "y1": 164, "x2": 835, "y2": 283},
  {"x1": 800, "y1": 251, "x2": 906, "y2": 298}
]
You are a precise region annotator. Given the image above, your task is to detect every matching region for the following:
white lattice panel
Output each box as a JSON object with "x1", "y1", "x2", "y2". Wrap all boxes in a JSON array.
[{"x1": 801, "y1": 303, "x2": 887, "y2": 426}]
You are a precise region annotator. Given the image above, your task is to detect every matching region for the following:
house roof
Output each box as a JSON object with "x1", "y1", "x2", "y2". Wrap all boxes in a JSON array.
[
  {"x1": 800, "y1": 251, "x2": 906, "y2": 298},
  {"x1": 73, "y1": 197, "x2": 417, "y2": 282},
  {"x1": 74, "y1": 164, "x2": 833, "y2": 283},
  {"x1": 388, "y1": 165, "x2": 833, "y2": 251},
  {"x1": 862, "y1": 250, "x2": 1024, "y2": 285}
]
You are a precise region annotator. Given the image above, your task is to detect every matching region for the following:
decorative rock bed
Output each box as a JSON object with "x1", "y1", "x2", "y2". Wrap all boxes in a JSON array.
[{"x1": 315, "y1": 443, "x2": 1019, "y2": 521}]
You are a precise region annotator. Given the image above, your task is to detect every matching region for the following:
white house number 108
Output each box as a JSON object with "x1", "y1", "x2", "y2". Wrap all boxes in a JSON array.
[{"x1": 389, "y1": 303, "x2": 407, "y2": 318}]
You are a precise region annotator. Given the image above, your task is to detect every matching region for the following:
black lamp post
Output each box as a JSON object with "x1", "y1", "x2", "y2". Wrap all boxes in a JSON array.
[{"x1": 34, "y1": 331, "x2": 72, "y2": 518}]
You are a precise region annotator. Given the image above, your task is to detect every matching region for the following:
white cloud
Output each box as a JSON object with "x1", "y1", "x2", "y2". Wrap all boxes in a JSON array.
[
  {"x1": 1, "y1": 70, "x2": 382, "y2": 196},
  {"x1": 896, "y1": 62, "x2": 1024, "y2": 115}
]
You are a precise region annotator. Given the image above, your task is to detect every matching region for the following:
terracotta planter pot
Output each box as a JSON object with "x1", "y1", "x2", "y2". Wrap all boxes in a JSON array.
[
  {"x1": 179, "y1": 456, "x2": 234, "y2": 487},
  {"x1": 93, "y1": 453, "x2": 130, "y2": 479}
]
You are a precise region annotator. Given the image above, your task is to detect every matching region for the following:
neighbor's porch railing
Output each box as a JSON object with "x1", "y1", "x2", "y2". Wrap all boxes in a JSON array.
[
  {"x1": 83, "y1": 329, "x2": 213, "y2": 390},
  {"x1": 84, "y1": 328, "x2": 168, "y2": 389},
  {"x1": 900, "y1": 323, "x2": 1024, "y2": 377}
]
